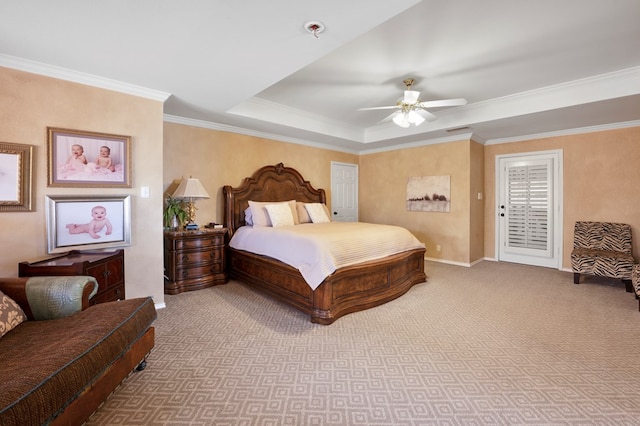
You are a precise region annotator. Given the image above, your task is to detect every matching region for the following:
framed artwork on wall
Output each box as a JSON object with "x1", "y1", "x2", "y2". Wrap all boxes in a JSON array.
[
  {"x1": 0, "y1": 142, "x2": 33, "y2": 212},
  {"x1": 45, "y1": 195, "x2": 132, "y2": 254},
  {"x1": 406, "y1": 175, "x2": 451, "y2": 212},
  {"x1": 47, "y1": 127, "x2": 131, "y2": 188}
]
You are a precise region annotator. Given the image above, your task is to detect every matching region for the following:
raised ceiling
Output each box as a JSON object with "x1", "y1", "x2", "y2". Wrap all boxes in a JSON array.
[{"x1": 1, "y1": 0, "x2": 639, "y2": 153}]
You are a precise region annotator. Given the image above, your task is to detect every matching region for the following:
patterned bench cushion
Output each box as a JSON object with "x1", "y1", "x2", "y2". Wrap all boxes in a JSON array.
[{"x1": 0, "y1": 297, "x2": 156, "y2": 426}]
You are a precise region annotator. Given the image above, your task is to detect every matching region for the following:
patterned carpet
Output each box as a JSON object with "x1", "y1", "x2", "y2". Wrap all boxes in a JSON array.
[{"x1": 87, "y1": 261, "x2": 640, "y2": 425}]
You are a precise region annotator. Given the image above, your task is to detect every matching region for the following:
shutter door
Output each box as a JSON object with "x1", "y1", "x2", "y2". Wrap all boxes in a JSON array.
[
  {"x1": 507, "y1": 163, "x2": 549, "y2": 251},
  {"x1": 504, "y1": 159, "x2": 552, "y2": 258}
]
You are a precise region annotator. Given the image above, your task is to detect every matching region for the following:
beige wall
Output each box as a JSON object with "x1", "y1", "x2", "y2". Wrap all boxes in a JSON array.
[
  {"x1": 0, "y1": 67, "x2": 165, "y2": 304},
  {"x1": 163, "y1": 122, "x2": 359, "y2": 225},
  {"x1": 469, "y1": 140, "x2": 485, "y2": 262},
  {"x1": 359, "y1": 139, "x2": 484, "y2": 264},
  {"x1": 4, "y1": 66, "x2": 638, "y2": 293},
  {"x1": 484, "y1": 127, "x2": 640, "y2": 270}
]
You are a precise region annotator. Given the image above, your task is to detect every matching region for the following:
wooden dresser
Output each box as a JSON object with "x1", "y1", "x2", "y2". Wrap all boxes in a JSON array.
[
  {"x1": 163, "y1": 228, "x2": 228, "y2": 294},
  {"x1": 18, "y1": 249, "x2": 125, "y2": 305}
]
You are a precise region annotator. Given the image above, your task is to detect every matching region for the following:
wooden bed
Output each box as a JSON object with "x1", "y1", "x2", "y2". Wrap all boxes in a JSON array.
[{"x1": 223, "y1": 162, "x2": 426, "y2": 324}]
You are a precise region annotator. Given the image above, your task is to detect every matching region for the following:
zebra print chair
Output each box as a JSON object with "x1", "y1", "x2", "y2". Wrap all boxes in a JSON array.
[{"x1": 571, "y1": 221, "x2": 635, "y2": 292}]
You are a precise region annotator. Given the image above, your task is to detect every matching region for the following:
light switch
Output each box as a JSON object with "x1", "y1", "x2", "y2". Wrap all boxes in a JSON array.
[
  {"x1": 477, "y1": 192, "x2": 483, "y2": 200},
  {"x1": 141, "y1": 186, "x2": 150, "y2": 198}
]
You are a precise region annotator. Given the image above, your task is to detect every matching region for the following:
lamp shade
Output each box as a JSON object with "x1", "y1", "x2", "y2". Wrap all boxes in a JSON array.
[{"x1": 172, "y1": 177, "x2": 210, "y2": 199}]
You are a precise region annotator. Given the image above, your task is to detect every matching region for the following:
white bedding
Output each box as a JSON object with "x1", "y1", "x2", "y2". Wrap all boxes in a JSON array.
[{"x1": 229, "y1": 222, "x2": 425, "y2": 290}]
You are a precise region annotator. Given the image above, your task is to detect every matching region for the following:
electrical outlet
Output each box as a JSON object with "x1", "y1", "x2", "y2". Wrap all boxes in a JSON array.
[{"x1": 436, "y1": 244, "x2": 441, "y2": 252}]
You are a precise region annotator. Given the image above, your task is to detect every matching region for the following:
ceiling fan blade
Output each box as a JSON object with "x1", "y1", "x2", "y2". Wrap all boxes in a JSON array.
[
  {"x1": 358, "y1": 106, "x2": 400, "y2": 111},
  {"x1": 377, "y1": 111, "x2": 399, "y2": 124},
  {"x1": 418, "y1": 98, "x2": 467, "y2": 108},
  {"x1": 416, "y1": 109, "x2": 438, "y2": 122}
]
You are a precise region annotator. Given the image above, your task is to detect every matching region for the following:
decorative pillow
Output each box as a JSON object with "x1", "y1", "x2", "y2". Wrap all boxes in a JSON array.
[
  {"x1": 305, "y1": 203, "x2": 331, "y2": 223},
  {"x1": 265, "y1": 203, "x2": 295, "y2": 227},
  {"x1": 298, "y1": 202, "x2": 331, "y2": 223},
  {"x1": 248, "y1": 200, "x2": 298, "y2": 227},
  {"x1": 0, "y1": 290, "x2": 27, "y2": 338},
  {"x1": 244, "y1": 206, "x2": 253, "y2": 226},
  {"x1": 296, "y1": 202, "x2": 312, "y2": 223}
]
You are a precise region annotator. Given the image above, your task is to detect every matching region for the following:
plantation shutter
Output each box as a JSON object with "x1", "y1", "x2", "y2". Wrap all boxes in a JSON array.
[{"x1": 505, "y1": 160, "x2": 552, "y2": 256}]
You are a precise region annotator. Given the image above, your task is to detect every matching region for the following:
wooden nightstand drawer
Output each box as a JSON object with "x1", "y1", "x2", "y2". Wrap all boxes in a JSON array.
[
  {"x1": 175, "y1": 249, "x2": 221, "y2": 266},
  {"x1": 90, "y1": 284, "x2": 124, "y2": 305},
  {"x1": 177, "y1": 263, "x2": 223, "y2": 279},
  {"x1": 173, "y1": 235, "x2": 223, "y2": 250}
]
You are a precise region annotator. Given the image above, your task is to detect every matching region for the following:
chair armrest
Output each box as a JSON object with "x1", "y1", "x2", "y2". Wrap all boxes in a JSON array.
[{"x1": 0, "y1": 276, "x2": 98, "y2": 320}]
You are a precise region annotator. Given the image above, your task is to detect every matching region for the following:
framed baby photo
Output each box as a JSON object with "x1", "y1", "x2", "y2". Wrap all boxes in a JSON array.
[
  {"x1": 0, "y1": 142, "x2": 33, "y2": 212},
  {"x1": 45, "y1": 195, "x2": 131, "y2": 254},
  {"x1": 47, "y1": 127, "x2": 131, "y2": 188}
]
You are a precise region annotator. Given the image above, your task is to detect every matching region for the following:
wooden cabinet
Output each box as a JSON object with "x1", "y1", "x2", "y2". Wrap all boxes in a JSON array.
[
  {"x1": 164, "y1": 228, "x2": 227, "y2": 294},
  {"x1": 19, "y1": 249, "x2": 125, "y2": 305}
]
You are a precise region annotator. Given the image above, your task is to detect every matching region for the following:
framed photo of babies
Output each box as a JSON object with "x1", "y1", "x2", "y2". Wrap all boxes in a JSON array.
[
  {"x1": 47, "y1": 127, "x2": 131, "y2": 187},
  {"x1": 45, "y1": 195, "x2": 132, "y2": 254}
]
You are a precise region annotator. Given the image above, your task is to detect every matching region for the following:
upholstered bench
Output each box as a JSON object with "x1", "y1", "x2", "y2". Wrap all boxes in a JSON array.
[
  {"x1": 0, "y1": 276, "x2": 156, "y2": 426},
  {"x1": 571, "y1": 221, "x2": 635, "y2": 292}
]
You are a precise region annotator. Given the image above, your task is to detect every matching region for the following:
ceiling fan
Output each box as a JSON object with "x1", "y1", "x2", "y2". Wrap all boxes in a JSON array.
[{"x1": 358, "y1": 78, "x2": 467, "y2": 128}]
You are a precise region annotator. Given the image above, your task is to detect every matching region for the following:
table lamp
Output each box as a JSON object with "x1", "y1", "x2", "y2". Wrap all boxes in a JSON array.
[{"x1": 171, "y1": 176, "x2": 210, "y2": 230}]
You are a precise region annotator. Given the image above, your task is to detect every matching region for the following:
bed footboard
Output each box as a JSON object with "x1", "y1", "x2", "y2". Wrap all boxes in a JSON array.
[{"x1": 228, "y1": 247, "x2": 426, "y2": 324}]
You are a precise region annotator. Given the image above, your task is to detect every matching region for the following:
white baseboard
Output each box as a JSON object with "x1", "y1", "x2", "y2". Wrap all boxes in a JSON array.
[
  {"x1": 424, "y1": 257, "x2": 496, "y2": 268},
  {"x1": 425, "y1": 257, "x2": 472, "y2": 268},
  {"x1": 154, "y1": 302, "x2": 167, "y2": 310}
]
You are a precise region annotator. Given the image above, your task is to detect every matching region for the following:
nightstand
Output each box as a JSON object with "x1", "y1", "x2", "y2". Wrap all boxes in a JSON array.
[{"x1": 163, "y1": 228, "x2": 228, "y2": 294}]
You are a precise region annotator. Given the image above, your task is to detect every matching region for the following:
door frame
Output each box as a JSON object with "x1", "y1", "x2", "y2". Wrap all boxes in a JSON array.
[{"x1": 494, "y1": 149, "x2": 563, "y2": 269}]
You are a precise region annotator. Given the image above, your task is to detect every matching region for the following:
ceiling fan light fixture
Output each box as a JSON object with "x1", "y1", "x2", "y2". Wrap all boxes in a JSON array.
[
  {"x1": 392, "y1": 112, "x2": 410, "y2": 128},
  {"x1": 408, "y1": 109, "x2": 426, "y2": 126},
  {"x1": 360, "y1": 77, "x2": 467, "y2": 128}
]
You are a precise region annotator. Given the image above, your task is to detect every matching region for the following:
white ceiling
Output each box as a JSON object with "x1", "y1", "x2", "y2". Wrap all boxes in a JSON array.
[{"x1": 1, "y1": 0, "x2": 639, "y2": 153}]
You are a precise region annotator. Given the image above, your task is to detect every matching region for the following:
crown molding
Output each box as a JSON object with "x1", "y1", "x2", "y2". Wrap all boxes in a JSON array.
[
  {"x1": 228, "y1": 97, "x2": 364, "y2": 142},
  {"x1": 0, "y1": 54, "x2": 170, "y2": 102},
  {"x1": 163, "y1": 114, "x2": 360, "y2": 154},
  {"x1": 483, "y1": 120, "x2": 640, "y2": 145}
]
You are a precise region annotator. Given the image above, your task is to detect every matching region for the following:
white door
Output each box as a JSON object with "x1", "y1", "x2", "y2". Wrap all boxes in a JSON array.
[
  {"x1": 331, "y1": 162, "x2": 358, "y2": 222},
  {"x1": 496, "y1": 151, "x2": 562, "y2": 268}
]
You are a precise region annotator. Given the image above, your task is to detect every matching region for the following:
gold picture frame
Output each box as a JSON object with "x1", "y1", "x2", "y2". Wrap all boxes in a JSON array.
[
  {"x1": 47, "y1": 127, "x2": 131, "y2": 188},
  {"x1": 0, "y1": 142, "x2": 33, "y2": 212}
]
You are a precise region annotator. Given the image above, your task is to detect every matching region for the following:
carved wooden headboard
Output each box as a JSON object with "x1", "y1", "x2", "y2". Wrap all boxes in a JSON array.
[{"x1": 223, "y1": 163, "x2": 326, "y2": 235}]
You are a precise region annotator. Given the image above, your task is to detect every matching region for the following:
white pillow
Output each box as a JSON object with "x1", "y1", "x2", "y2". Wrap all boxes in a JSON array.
[
  {"x1": 244, "y1": 207, "x2": 253, "y2": 226},
  {"x1": 297, "y1": 202, "x2": 331, "y2": 223},
  {"x1": 296, "y1": 202, "x2": 312, "y2": 223},
  {"x1": 265, "y1": 203, "x2": 295, "y2": 227},
  {"x1": 248, "y1": 200, "x2": 298, "y2": 227},
  {"x1": 304, "y1": 203, "x2": 330, "y2": 223}
]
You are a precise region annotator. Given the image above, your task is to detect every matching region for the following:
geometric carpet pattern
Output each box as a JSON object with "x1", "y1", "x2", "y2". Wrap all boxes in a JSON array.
[{"x1": 87, "y1": 261, "x2": 640, "y2": 425}]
